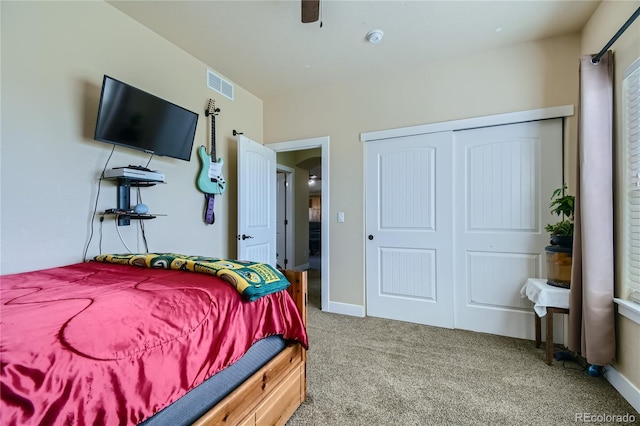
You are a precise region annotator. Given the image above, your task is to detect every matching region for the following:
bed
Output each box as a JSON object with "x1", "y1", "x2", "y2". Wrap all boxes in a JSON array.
[{"x1": 0, "y1": 253, "x2": 308, "y2": 425}]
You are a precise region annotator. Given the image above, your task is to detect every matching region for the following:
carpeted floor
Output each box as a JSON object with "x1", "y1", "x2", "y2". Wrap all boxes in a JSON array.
[{"x1": 287, "y1": 266, "x2": 638, "y2": 425}]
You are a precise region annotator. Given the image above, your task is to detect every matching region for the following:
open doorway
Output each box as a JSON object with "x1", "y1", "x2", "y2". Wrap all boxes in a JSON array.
[
  {"x1": 275, "y1": 151, "x2": 321, "y2": 309},
  {"x1": 276, "y1": 166, "x2": 294, "y2": 270},
  {"x1": 299, "y1": 158, "x2": 321, "y2": 310},
  {"x1": 267, "y1": 137, "x2": 329, "y2": 313}
]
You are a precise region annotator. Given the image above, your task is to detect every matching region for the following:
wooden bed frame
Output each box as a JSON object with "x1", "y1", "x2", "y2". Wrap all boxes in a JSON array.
[{"x1": 193, "y1": 270, "x2": 308, "y2": 426}]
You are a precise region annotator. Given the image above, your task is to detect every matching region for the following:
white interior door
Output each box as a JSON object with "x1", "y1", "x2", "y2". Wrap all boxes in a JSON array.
[
  {"x1": 453, "y1": 119, "x2": 563, "y2": 339},
  {"x1": 237, "y1": 135, "x2": 276, "y2": 266},
  {"x1": 365, "y1": 131, "x2": 454, "y2": 328}
]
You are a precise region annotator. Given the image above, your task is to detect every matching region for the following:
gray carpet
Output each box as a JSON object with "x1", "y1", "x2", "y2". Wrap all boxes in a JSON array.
[{"x1": 287, "y1": 266, "x2": 638, "y2": 425}]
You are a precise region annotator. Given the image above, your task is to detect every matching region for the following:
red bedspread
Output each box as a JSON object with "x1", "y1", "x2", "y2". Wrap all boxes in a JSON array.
[{"x1": 0, "y1": 262, "x2": 308, "y2": 425}]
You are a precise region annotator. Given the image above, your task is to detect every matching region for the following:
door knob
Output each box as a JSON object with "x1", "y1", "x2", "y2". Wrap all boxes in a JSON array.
[
  {"x1": 241, "y1": 234, "x2": 254, "y2": 240},
  {"x1": 368, "y1": 235, "x2": 374, "y2": 240}
]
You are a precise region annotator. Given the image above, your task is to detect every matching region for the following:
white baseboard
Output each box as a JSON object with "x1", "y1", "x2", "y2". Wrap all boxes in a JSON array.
[
  {"x1": 327, "y1": 301, "x2": 365, "y2": 317},
  {"x1": 604, "y1": 365, "x2": 640, "y2": 413}
]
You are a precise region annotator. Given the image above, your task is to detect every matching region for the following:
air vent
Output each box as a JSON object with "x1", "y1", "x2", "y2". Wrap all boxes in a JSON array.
[{"x1": 207, "y1": 69, "x2": 234, "y2": 100}]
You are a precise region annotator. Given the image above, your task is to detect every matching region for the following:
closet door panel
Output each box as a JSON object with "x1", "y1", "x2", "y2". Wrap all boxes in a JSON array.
[
  {"x1": 453, "y1": 119, "x2": 563, "y2": 339},
  {"x1": 364, "y1": 118, "x2": 563, "y2": 340},
  {"x1": 365, "y1": 132, "x2": 454, "y2": 328}
]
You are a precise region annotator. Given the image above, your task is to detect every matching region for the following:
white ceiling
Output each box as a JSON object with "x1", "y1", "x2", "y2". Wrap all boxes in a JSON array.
[{"x1": 108, "y1": 0, "x2": 602, "y2": 100}]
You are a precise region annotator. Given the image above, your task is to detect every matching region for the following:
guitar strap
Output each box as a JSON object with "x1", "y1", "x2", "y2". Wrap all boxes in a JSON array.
[{"x1": 204, "y1": 193, "x2": 215, "y2": 224}]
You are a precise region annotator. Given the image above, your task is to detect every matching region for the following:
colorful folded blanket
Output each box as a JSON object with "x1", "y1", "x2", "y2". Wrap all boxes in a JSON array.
[{"x1": 93, "y1": 253, "x2": 290, "y2": 302}]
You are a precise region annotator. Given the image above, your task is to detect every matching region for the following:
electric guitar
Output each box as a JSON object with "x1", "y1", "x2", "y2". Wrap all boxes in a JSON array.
[{"x1": 197, "y1": 99, "x2": 226, "y2": 195}]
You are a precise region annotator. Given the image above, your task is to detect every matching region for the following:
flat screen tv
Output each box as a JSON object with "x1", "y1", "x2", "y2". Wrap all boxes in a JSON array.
[{"x1": 94, "y1": 75, "x2": 198, "y2": 161}]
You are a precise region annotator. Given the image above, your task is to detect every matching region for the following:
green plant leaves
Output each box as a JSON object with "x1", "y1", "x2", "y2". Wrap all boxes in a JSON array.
[{"x1": 546, "y1": 184, "x2": 575, "y2": 236}]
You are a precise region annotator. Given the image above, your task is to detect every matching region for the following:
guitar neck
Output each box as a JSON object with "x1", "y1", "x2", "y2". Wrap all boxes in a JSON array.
[{"x1": 210, "y1": 111, "x2": 217, "y2": 160}]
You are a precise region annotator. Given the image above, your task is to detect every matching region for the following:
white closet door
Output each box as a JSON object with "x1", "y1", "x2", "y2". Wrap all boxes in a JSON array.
[
  {"x1": 453, "y1": 119, "x2": 563, "y2": 339},
  {"x1": 237, "y1": 135, "x2": 277, "y2": 266},
  {"x1": 365, "y1": 132, "x2": 454, "y2": 328}
]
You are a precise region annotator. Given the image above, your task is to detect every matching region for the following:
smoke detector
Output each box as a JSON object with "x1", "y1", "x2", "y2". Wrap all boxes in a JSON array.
[{"x1": 366, "y1": 29, "x2": 384, "y2": 44}]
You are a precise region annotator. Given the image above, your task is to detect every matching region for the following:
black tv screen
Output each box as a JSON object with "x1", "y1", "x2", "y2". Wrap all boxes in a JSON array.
[{"x1": 94, "y1": 75, "x2": 198, "y2": 161}]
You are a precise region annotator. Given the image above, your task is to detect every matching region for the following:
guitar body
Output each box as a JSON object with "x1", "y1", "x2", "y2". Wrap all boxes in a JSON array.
[
  {"x1": 197, "y1": 145, "x2": 226, "y2": 195},
  {"x1": 197, "y1": 99, "x2": 226, "y2": 197}
]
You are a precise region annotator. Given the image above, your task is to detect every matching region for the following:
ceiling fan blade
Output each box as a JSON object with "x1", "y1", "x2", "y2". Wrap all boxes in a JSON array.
[{"x1": 301, "y1": 0, "x2": 319, "y2": 23}]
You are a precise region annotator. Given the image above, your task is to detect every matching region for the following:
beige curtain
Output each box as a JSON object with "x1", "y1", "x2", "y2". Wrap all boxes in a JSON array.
[{"x1": 568, "y1": 51, "x2": 615, "y2": 365}]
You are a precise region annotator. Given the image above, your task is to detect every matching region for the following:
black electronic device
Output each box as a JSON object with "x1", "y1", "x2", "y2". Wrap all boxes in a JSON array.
[{"x1": 94, "y1": 75, "x2": 199, "y2": 161}]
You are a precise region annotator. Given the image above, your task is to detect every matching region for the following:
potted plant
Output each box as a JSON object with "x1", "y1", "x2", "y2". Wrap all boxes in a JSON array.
[
  {"x1": 544, "y1": 184, "x2": 575, "y2": 288},
  {"x1": 545, "y1": 184, "x2": 575, "y2": 247}
]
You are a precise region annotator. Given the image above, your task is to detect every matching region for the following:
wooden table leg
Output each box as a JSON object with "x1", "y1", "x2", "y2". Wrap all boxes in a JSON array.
[
  {"x1": 546, "y1": 309, "x2": 554, "y2": 365},
  {"x1": 535, "y1": 313, "x2": 541, "y2": 348},
  {"x1": 543, "y1": 308, "x2": 570, "y2": 365}
]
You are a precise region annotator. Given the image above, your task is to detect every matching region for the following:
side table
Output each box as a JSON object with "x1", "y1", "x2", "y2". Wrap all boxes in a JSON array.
[{"x1": 520, "y1": 278, "x2": 570, "y2": 365}]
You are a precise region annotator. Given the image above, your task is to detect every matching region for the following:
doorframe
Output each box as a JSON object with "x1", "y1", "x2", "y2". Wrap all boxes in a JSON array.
[
  {"x1": 360, "y1": 105, "x2": 574, "y2": 142},
  {"x1": 266, "y1": 136, "x2": 330, "y2": 313},
  {"x1": 276, "y1": 164, "x2": 295, "y2": 271}
]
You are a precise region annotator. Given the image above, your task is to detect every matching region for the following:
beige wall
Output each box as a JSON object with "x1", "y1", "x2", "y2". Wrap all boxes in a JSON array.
[
  {"x1": 265, "y1": 33, "x2": 582, "y2": 306},
  {"x1": 0, "y1": 1, "x2": 263, "y2": 274},
  {"x1": 583, "y1": 1, "x2": 640, "y2": 303},
  {"x1": 580, "y1": 0, "x2": 640, "y2": 392}
]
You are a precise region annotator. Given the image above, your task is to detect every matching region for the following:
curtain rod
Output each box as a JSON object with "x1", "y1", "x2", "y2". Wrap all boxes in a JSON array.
[{"x1": 591, "y1": 6, "x2": 640, "y2": 64}]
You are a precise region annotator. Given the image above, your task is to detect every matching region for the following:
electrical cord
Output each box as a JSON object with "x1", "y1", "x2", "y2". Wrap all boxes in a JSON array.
[
  {"x1": 99, "y1": 216, "x2": 104, "y2": 255},
  {"x1": 83, "y1": 145, "x2": 115, "y2": 261},
  {"x1": 136, "y1": 186, "x2": 149, "y2": 253},
  {"x1": 115, "y1": 214, "x2": 133, "y2": 253},
  {"x1": 139, "y1": 220, "x2": 149, "y2": 253},
  {"x1": 85, "y1": 149, "x2": 153, "y2": 258}
]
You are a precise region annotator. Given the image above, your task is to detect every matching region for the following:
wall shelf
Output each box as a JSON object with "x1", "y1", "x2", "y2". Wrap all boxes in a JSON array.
[
  {"x1": 103, "y1": 175, "x2": 164, "y2": 226},
  {"x1": 103, "y1": 209, "x2": 157, "y2": 224}
]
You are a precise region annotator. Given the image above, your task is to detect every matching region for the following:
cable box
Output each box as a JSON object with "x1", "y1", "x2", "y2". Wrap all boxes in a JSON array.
[{"x1": 104, "y1": 168, "x2": 165, "y2": 182}]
